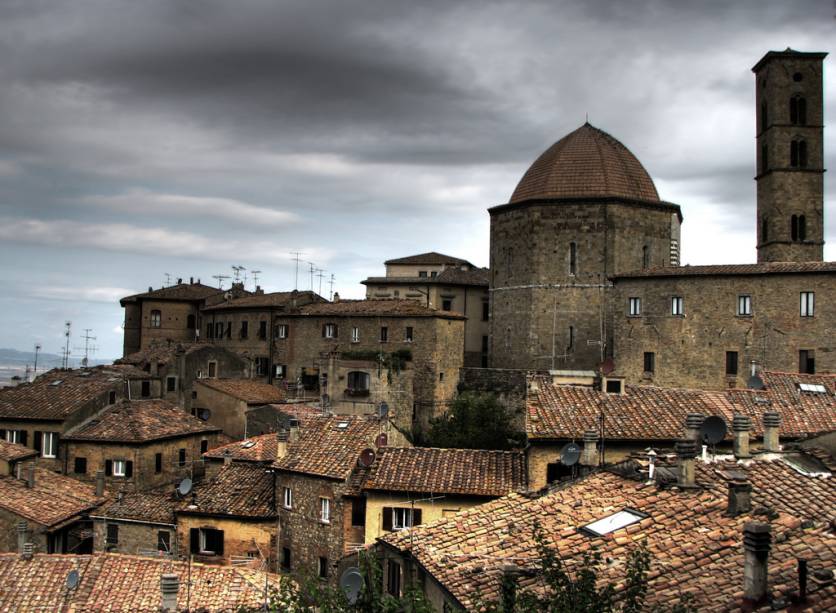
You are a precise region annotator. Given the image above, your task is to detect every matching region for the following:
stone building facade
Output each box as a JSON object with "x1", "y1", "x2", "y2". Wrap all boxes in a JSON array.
[{"x1": 191, "y1": 378, "x2": 285, "y2": 439}]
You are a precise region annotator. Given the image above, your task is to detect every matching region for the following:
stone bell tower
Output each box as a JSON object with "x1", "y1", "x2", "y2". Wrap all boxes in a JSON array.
[{"x1": 753, "y1": 49, "x2": 827, "y2": 263}]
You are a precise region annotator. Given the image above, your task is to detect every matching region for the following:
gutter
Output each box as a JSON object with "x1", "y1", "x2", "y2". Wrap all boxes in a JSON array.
[{"x1": 88, "y1": 514, "x2": 176, "y2": 528}]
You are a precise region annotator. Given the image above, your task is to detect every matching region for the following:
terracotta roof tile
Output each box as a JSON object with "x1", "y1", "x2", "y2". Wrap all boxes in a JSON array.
[
  {"x1": 364, "y1": 267, "x2": 489, "y2": 288},
  {"x1": 201, "y1": 290, "x2": 324, "y2": 312},
  {"x1": 93, "y1": 490, "x2": 178, "y2": 525},
  {"x1": 120, "y1": 282, "x2": 221, "y2": 304},
  {"x1": 364, "y1": 448, "x2": 526, "y2": 497},
  {"x1": 384, "y1": 252, "x2": 472, "y2": 266},
  {"x1": 196, "y1": 378, "x2": 285, "y2": 404},
  {"x1": 0, "y1": 439, "x2": 37, "y2": 462},
  {"x1": 0, "y1": 468, "x2": 105, "y2": 527},
  {"x1": 0, "y1": 553, "x2": 280, "y2": 612},
  {"x1": 116, "y1": 340, "x2": 205, "y2": 367},
  {"x1": 295, "y1": 299, "x2": 465, "y2": 319},
  {"x1": 612, "y1": 261, "x2": 836, "y2": 279},
  {"x1": 63, "y1": 399, "x2": 220, "y2": 443},
  {"x1": 179, "y1": 463, "x2": 276, "y2": 518}
]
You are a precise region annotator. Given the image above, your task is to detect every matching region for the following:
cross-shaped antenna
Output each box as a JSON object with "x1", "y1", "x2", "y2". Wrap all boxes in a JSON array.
[
  {"x1": 315, "y1": 269, "x2": 326, "y2": 296},
  {"x1": 289, "y1": 251, "x2": 304, "y2": 290},
  {"x1": 231, "y1": 265, "x2": 246, "y2": 283},
  {"x1": 328, "y1": 274, "x2": 335, "y2": 301},
  {"x1": 250, "y1": 270, "x2": 262, "y2": 289},
  {"x1": 307, "y1": 262, "x2": 316, "y2": 291},
  {"x1": 164, "y1": 273, "x2": 172, "y2": 287},
  {"x1": 212, "y1": 274, "x2": 230, "y2": 289}
]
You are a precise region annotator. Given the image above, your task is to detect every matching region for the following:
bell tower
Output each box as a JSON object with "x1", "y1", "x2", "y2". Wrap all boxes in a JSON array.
[{"x1": 753, "y1": 49, "x2": 826, "y2": 263}]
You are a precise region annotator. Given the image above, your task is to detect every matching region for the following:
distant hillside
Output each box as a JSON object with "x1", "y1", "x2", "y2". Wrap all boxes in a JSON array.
[{"x1": 0, "y1": 347, "x2": 113, "y2": 369}]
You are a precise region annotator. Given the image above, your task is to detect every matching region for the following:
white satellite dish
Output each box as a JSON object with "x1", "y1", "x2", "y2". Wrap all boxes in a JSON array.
[
  {"x1": 66, "y1": 569, "x2": 80, "y2": 590},
  {"x1": 177, "y1": 478, "x2": 193, "y2": 497},
  {"x1": 339, "y1": 568, "x2": 363, "y2": 604}
]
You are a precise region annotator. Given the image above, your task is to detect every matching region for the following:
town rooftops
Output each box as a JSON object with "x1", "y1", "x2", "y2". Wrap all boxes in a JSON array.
[
  {"x1": 527, "y1": 371, "x2": 836, "y2": 442},
  {"x1": 195, "y1": 378, "x2": 285, "y2": 404},
  {"x1": 116, "y1": 340, "x2": 205, "y2": 367},
  {"x1": 364, "y1": 447, "x2": 526, "y2": 497},
  {"x1": 272, "y1": 415, "x2": 385, "y2": 481},
  {"x1": 0, "y1": 439, "x2": 37, "y2": 463},
  {"x1": 0, "y1": 468, "x2": 105, "y2": 528},
  {"x1": 119, "y1": 281, "x2": 221, "y2": 305},
  {"x1": 0, "y1": 365, "x2": 151, "y2": 421},
  {"x1": 294, "y1": 299, "x2": 465, "y2": 319},
  {"x1": 63, "y1": 399, "x2": 220, "y2": 444},
  {"x1": 178, "y1": 462, "x2": 276, "y2": 519},
  {"x1": 610, "y1": 260, "x2": 836, "y2": 280},
  {"x1": 380, "y1": 467, "x2": 836, "y2": 611},
  {"x1": 92, "y1": 489, "x2": 178, "y2": 526},
  {"x1": 0, "y1": 552, "x2": 280, "y2": 612},
  {"x1": 201, "y1": 289, "x2": 325, "y2": 312},
  {"x1": 363, "y1": 266, "x2": 490, "y2": 288},
  {"x1": 384, "y1": 252, "x2": 473, "y2": 267}
]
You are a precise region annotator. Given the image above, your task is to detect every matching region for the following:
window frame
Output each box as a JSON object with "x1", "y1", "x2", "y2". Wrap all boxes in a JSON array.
[
  {"x1": 320, "y1": 497, "x2": 331, "y2": 524},
  {"x1": 628, "y1": 297, "x2": 641, "y2": 317},
  {"x1": 404, "y1": 326, "x2": 413, "y2": 342},
  {"x1": 112, "y1": 459, "x2": 127, "y2": 477},
  {"x1": 441, "y1": 299, "x2": 453, "y2": 311},
  {"x1": 800, "y1": 292, "x2": 815, "y2": 317},
  {"x1": 643, "y1": 352, "x2": 655, "y2": 375},
  {"x1": 671, "y1": 296, "x2": 684, "y2": 316},
  {"x1": 166, "y1": 376, "x2": 177, "y2": 392},
  {"x1": 42, "y1": 432, "x2": 57, "y2": 458},
  {"x1": 283, "y1": 487, "x2": 292, "y2": 509},
  {"x1": 324, "y1": 323, "x2": 337, "y2": 339},
  {"x1": 351, "y1": 326, "x2": 360, "y2": 343},
  {"x1": 380, "y1": 326, "x2": 388, "y2": 343},
  {"x1": 277, "y1": 324, "x2": 288, "y2": 339},
  {"x1": 150, "y1": 310, "x2": 162, "y2": 328},
  {"x1": 392, "y1": 508, "x2": 414, "y2": 530},
  {"x1": 737, "y1": 295, "x2": 752, "y2": 317},
  {"x1": 725, "y1": 351, "x2": 739, "y2": 376},
  {"x1": 74, "y1": 456, "x2": 87, "y2": 474}
]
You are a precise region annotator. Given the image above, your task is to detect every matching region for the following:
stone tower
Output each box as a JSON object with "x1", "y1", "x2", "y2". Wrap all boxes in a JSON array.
[
  {"x1": 753, "y1": 49, "x2": 827, "y2": 262},
  {"x1": 489, "y1": 124, "x2": 682, "y2": 371}
]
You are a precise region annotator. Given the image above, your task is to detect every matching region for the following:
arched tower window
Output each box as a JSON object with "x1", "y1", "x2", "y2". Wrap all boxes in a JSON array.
[
  {"x1": 642, "y1": 245, "x2": 650, "y2": 269},
  {"x1": 789, "y1": 96, "x2": 807, "y2": 126},
  {"x1": 569, "y1": 242, "x2": 577, "y2": 275},
  {"x1": 761, "y1": 143, "x2": 768, "y2": 172},
  {"x1": 760, "y1": 102, "x2": 768, "y2": 132},
  {"x1": 799, "y1": 140, "x2": 808, "y2": 168},
  {"x1": 761, "y1": 217, "x2": 768, "y2": 243},
  {"x1": 791, "y1": 215, "x2": 799, "y2": 241},
  {"x1": 798, "y1": 215, "x2": 806, "y2": 241}
]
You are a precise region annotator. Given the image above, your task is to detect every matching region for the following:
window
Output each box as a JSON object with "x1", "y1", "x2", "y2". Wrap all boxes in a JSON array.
[
  {"x1": 141, "y1": 380, "x2": 151, "y2": 398},
  {"x1": 790, "y1": 96, "x2": 807, "y2": 125},
  {"x1": 283, "y1": 487, "x2": 292, "y2": 509},
  {"x1": 799, "y1": 350, "x2": 815, "y2": 374},
  {"x1": 760, "y1": 101, "x2": 768, "y2": 132},
  {"x1": 255, "y1": 357, "x2": 269, "y2": 376},
  {"x1": 178, "y1": 448, "x2": 187, "y2": 467},
  {"x1": 581, "y1": 509, "x2": 647, "y2": 537},
  {"x1": 150, "y1": 310, "x2": 161, "y2": 328},
  {"x1": 166, "y1": 376, "x2": 177, "y2": 392},
  {"x1": 642, "y1": 245, "x2": 650, "y2": 269},
  {"x1": 5, "y1": 429, "x2": 23, "y2": 445},
  {"x1": 256, "y1": 320, "x2": 267, "y2": 340},
  {"x1": 200, "y1": 439, "x2": 208, "y2": 454},
  {"x1": 798, "y1": 215, "x2": 806, "y2": 241},
  {"x1": 351, "y1": 326, "x2": 360, "y2": 343},
  {"x1": 418, "y1": 271, "x2": 428, "y2": 278},
  {"x1": 405, "y1": 326, "x2": 413, "y2": 342},
  {"x1": 798, "y1": 383, "x2": 827, "y2": 394},
  {"x1": 380, "y1": 326, "x2": 388, "y2": 342},
  {"x1": 281, "y1": 547, "x2": 291, "y2": 571},
  {"x1": 792, "y1": 215, "x2": 799, "y2": 241},
  {"x1": 569, "y1": 242, "x2": 577, "y2": 275},
  {"x1": 206, "y1": 323, "x2": 214, "y2": 339},
  {"x1": 442, "y1": 299, "x2": 452, "y2": 311},
  {"x1": 225, "y1": 322, "x2": 231, "y2": 339},
  {"x1": 323, "y1": 323, "x2": 338, "y2": 339},
  {"x1": 439, "y1": 372, "x2": 444, "y2": 382},
  {"x1": 643, "y1": 352, "x2": 655, "y2": 374},
  {"x1": 208, "y1": 361, "x2": 217, "y2": 378},
  {"x1": 155, "y1": 453, "x2": 162, "y2": 474},
  {"x1": 628, "y1": 297, "x2": 641, "y2": 316},
  {"x1": 41, "y1": 432, "x2": 57, "y2": 458},
  {"x1": 320, "y1": 498, "x2": 331, "y2": 523},
  {"x1": 112, "y1": 460, "x2": 127, "y2": 477},
  {"x1": 430, "y1": 271, "x2": 438, "y2": 278},
  {"x1": 737, "y1": 295, "x2": 752, "y2": 316},
  {"x1": 393, "y1": 508, "x2": 413, "y2": 530},
  {"x1": 157, "y1": 531, "x2": 171, "y2": 553},
  {"x1": 277, "y1": 324, "x2": 288, "y2": 339},
  {"x1": 671, "y1": 296, "x2": 684, "y2": 316},
  {"x1": 74, "y1": 457, "x2": 87, "y2": 474},
  {"x1": 791, "y1": 139, "x2": 808, "y2": 168},
  {"x1": 194, "y1": 528, "x2": 224, "y2": 556},
  {"x1": 319, "y1": 557, "x2": 329, "y2": 579},
  {"x1": 186, "y1": 314, "x2": 196, "y2": 329},
  {"x1": 567, "y1": 326, "x2": 575, "y2": 351},
  {"x1": 387, "y1": 560, "x2": 401, "y2": 597},
  {"x1": 726, "y1": 351, "x2": 739, "y2": 376},
  {"x1": 800, "y1": 291, "x2": 815, "y2": 317},
  {"x1": 347, "y1": 371, "x2": 370, "y2": 395},
  {"x1": 214, "y1": 322, "x2": 223, "y2": 339},
  {"x1": 761, "y1": 143, "x2": 768, "y2": 173},
  {"x1": 761, "y1": 216, "x2": 768, "y2": 242},
  {"x1": 482, "y1": 302, "x2": 489, "y2": 321},
  {"x1": 240, "y1": 321, "x2": 248, "y2": 339},
  {"x1": 106, "y1": 524, "x2": 119, "y2": 548},
  {"x1": 351, "y1": 498, "x2": 366, "y2": 527},
  {"x1": 275, "y1": 364, "x2": 287, "y2": 379},
  {"x1": 108, "y1": 391, "x2": 116, "y2": 404}
]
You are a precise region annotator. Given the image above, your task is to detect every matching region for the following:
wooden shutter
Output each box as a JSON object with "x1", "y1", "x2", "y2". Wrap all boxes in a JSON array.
[
  {"x1": 322, "y1": 324, "x2": 326, "y2": 338},
  {"x1": 105, "y1": 460, "x2": 113, "y2": 476},
  {"x1": 19, "y1": 430, "x2": 27, "y2": 447},
  {"x1": 216, "y1": 530, "x2": 224, "y2": 556},
  {"x1": 0, "y1": 429, "x2": 5, "y2": 440},
  {"x1": 412, "y1": 509, "x2": 422, "y2": 526},
  {"x1": 333, "y1": 324, "x2": 338, "y2": 338},
  {"x1": 33, "y1": 431, "x2": 42, "y2": 453},
  {"x1": 125, "y1": 461, "x2": 133, "y2": 478},
  {"x1": 190, "y1": 528, "x2": 200, "y2": 554},
  {"x1": 382, "y1": 507, "x2": 393, "y2": 531}
]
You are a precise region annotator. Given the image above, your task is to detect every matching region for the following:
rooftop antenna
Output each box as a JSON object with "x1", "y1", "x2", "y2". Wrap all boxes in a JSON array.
[
  {"x1": 328, "y1": 274, "x2": 335, "y2": 301},
  {"x1": 250, "y1": 270, "x2": 261, "y2": 289},
  {"x1": 74, "y1": 329, "x2": 98, "y2": 368},
  {"x1": 289, "y1": 251, "x2": 304, "y2": 290},
  {"x1": 231, "y1": 265, "x2": 246, "y2": 284},
  {"x1": 307, "y1": 262, "x2": 316, "y2": 291},
  {"x1": 212, "y1": 274, "x2": 230, "y2": 289},
  {"x1": 164, "y1": 272, "x2": 172, "y2": 287},
  {"x1": 315, "y1": 269, "x2": 326, "y2": 296},
  {"x1": 33, "y1": 344, "x2": 41, "y2": 380},
  {"x1": 61, "y1": 321, "x2": 72, "y2": 369}
]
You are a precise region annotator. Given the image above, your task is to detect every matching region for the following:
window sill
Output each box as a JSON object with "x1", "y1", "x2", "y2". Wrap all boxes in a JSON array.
[
  {"x1": 735, "y1": 314, "x2": 753, "y2": 318},
  {"x1": 627, "y1": 315, "x2": 642, "y2": 318},
  {"x1": 42, "y1": 454, "x2": 56, "y2": 459}
]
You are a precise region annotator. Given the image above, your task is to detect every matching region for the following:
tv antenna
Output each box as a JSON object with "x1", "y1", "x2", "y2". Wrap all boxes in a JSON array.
[
  {"x1": 231, "y1": 265, "x2": 246, "y2": 284},
  {"x1": 61, "y1": 321, "x2": 72, "y2": 369},
  {"x1": 328, "y1": 274, "x2": 335, "y2": 301},
  {"x1": 212, "y1": 274, "x2": 230, "y2": 289},
  {"x1": 289, "y1": 251, "x2": 304, "y2": 290},
  {"x1": 250, "y1": 270, "x2": 261, "y2": 289},
  {"x1": 307, "y1": 262, "x2": 316, "y2": 291},
  {"x1": 33, "y1": 344, "x2": 41, "y2": 379},
  {"x1": 74, "y1": 329, "x2": 98, "y2": 367},
  {"x1": 164, "y1": 272, "x2": 172, "y2": 287},
  {"x1": 315, "y1": 269, "x2": 326, "y2": 296}
]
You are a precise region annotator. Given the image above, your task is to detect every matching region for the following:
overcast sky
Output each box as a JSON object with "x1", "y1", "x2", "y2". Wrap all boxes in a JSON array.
[{"x1": 0, "y1": 0, "x2": 834, "y2": 360}]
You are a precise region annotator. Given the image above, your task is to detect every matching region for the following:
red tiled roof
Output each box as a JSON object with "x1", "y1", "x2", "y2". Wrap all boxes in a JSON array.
[
  {"x1": 93, "y1": 490, "x2": 178, "y2": 525},
  {"x1": 0, "y1": 468, "x2": 105, "y2": 527},
  {"x1": 527, "y1": 372, "x2": 836, "y2": 442},
  {"x1": 364, "y1": 447, "x2": 526, "y2": 497},
  {"x1": 0, "y1": 553, "x2": 280, "y2": 612},
  {"x1": 195, "y1": 378, "x2": 285, "y2": 404},
  {"x1": 509, "y1": 124, "x2": 660, "y2": 204},
  {"x1": 295, "y1": 299, "x2": 465, "y2": 319},
  {"x1": 0, "y1": 366, "x2": 150, "y2": 421},
  {"x1": 0, "y1": 439, "x2": 37, "y2": 462},
  {"x1": 611, "y1": 261, "x2": 836, "y2": 279},
  {"x1": 363, "y1": 267, "x2": 489, "y2": 288},
  {"x1": 116, "y1": 341, "x2": 206, "y2": 367},
  {"x1": 178, "y1": 463, "x2": 276, "y2": 518},
  {"x1": 384, "y1": 252, "x2": 472, "y2": 266},
  {"x1": 201, "y1": 290, "x2": 324, "y2": 312},
  {"x1": 120, "y1": 282, "x2": 221, "y2": 305},
  {"x1": 272, "y1": 416, "x2": 386, "y2": 480},
  {"x1": 63, "y1": 399, "x2": 220, "y2": 443}
]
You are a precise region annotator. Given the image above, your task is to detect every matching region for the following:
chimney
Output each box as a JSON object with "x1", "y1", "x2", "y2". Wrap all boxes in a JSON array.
[
  {"x1": 581, "y1": 430, "x2": 598, "y2": 466},
  {"x1": 762, "y1": 411, "x2": 781, "y2": 453},
  {"x1": 177, "y1": 278, "x2": 182, "y2": 285},
  {"x1": 675, "y1": 439, "x2": 697, "y2": 488},
  {"x1": 276, "y1": 429, "x2": 289, "y2": 460},
  {"x1": 26, "y1": 463, "x2": 35, "y2": 489},
  {"x1": 222, "y1": 449, "x2": 232, "y2": 466},
  {"x1": 16, "y1": 521, "x2": 27, "y2": 553},
  {"x1": 733, "y1": 415, "x2": 752, "y2": 459},
  {"x1": 684, "y1": 413, "x2": 704, "y2": 443},
  {"x1": 21, "y1": 542, "x2": 34, "y2": 561},
  {"x1": 333, "y1": 292, "x2": 340, "y2": 303},
  {"x1": 288, "y1": 418, "x2": 300, "y2": 443},
  {"x1": 742, "y1": 522, "x2": 771, "y2": 604},
  {"x1": 727, "y1": 477, "x2": 752, "y2": 516},
  {"x1": 160, "y1": 573, "x2": 180, "y2": 612},
  {"x1": 190, "y1": 276, "x2": 194, "y2": 284},
  {"x1": 95, "y1": 470, "x2": 105, "y2": 498}
]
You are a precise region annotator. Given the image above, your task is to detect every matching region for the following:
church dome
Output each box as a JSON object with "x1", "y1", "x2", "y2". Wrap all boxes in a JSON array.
[{"x1": 509, "y1": 123, "x2": 660, "y2": 204}]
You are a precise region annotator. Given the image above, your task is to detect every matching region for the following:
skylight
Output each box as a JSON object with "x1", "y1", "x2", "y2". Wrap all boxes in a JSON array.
[
  {"x1": 50, "y1": 380, "x2": 63, "y2": 386},
  {"x1": 798, "y1": 383, "x2": 827, "y2": 394},
  {"x1": 581, "y1": 509, "x2": 647, "y2": 537},
  {"x1": 336, "y1": 421, "x2": 349, "y2": 430},
  {"x1": 240, "y1": 441, "x2": 256, "y2": 449}
]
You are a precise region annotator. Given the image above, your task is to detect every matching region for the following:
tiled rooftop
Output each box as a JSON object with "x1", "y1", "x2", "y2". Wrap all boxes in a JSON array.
[
  {"x1": 611, "y1": 261, "x2": 836, "y2": 279},
  {"x1": 0, "y1": 553, "x2": 280, "y2": 612},
  {"x1": 63, "y1": 399, "x2": 220, "y2": 443},
  {"x1": 0, "y1": 439, "x2": 37, "y2": 462},
  {"x1": 384, "y1": 252, "x2": 473, "y2": 266},
  {"x1": 0, "y1": 366, "x2": 151, "y2": 421},
  {"x1": 295, "y1": 299, "x2": 465, "y2": 319},
  {"x1": 272, "y1": 415, "x2": 386, "y2": 480},
  {"x1": 196, "y1": 378, "x2": 285, "y2": 404},
  {"x1": 116, "y1": 340, "x2": 202, "y2": 367},
  {"x1": 527, "y1": 371, "x2": 836, "y2": 442},
  {"x1": 364, "y1": 267, "x2": 490, "y2": 288},
  {"x1": 381, "y1": 469, "x2": 836, "y2": 611},
  {"x1": 120, "y1": 281, "x2": 221, "y2": 304},
  {"x1": 93, "y1": 489, "x2": 178, "y2": 525},
  {"x1": 201, "y1": 289, "x2": 324, "y2": 312},
  {"x1": 509, "y1": 124, "x2": 661, "y2": 204},
  {"x1": 364, "y1": 447, "x2": 526, "y2": 497},
  {"x1": 179, "y1": 463, "x2": 276, "y2": 518},
  {"x1": 0, "y1": 468, "x2": 105, "y2": 528}
]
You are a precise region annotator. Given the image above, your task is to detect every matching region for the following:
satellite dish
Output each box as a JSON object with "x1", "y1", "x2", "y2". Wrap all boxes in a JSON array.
[
  {"x1": 375, "y1": 433, "x2": 388, "y2": 448},
  {"x1": 178, "y1": 478, "x2": 193, "y2": 497},
  {"x1": 358, "y1": 448, "x2": 376, "y2": 468},
  {"x1": 700, "y1": 416, "x2": 728, "y2": 445},
  {"x1": 339, "y1": 568, "x2": 364, "y2": 604},
  {"x1": 224, "y1": 291, "x2": 233, "y2": 300},
  {"x1": 599, "y1": 357, "x2": 615, "y2": 375},
  {"x1": 747, "y1": 374, "x2": 765, "y2": 390},
  {"x1": 378, "y1": 402, "x2": 389, "y2": 418},
  {"x1": 559, "y1": 442, "x2": 581, "y2": 466},
  {"x1": 66, "y1": 569, "x2": 80, "y2": 590}
]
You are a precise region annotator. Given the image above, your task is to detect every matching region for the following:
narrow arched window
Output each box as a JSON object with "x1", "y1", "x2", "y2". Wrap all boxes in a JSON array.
[
  {"x1": 569, "y1": 242, "x2": 577, "y2": 275},
  {"x1": 790, "y1": 97, "x2": 798, "y2": 124},
  {"x1": 798, "y1": 140, "x2": 808, "y2": 168},
  {"x1": 790, "y1": 96, "x2": 807, "y2": 126},
  {"x1": 760, "y1": 102, "x2": 768, "y2": 132},
  {"x1": 791, "y1": 215, "x2": 799, "y2": 241},
  {"x1": 798, "y1": 215, "x2": 806, "y2": 241},
  {"x1": 150, "y1": 310, "x2": 161, "y2": 328},
  {"x1": 642, "y1": 245, "x2": 650, "y2": 269},
  {"x1": 761, "y1": 143, "x2": 768, "y2": 172},
  {"x1": 761, "y1": 217, "x2": 768, "y2": 242},
  {"x1": 790, "y1": 141, "x2": 799, "y2": 167}
]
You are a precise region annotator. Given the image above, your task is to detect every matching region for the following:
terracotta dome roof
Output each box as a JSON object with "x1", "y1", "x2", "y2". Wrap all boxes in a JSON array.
[{"x1": 509, "y1": 123, "x2": 660, "y2": 204}]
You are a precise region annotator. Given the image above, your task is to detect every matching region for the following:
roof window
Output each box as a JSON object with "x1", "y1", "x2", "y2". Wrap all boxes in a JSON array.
[
  {"x1": 240, "y1": 440, "x2": 256, "y2": 449},
  {"x1": 581, "y1": 509, "x2": 647, "y2": 537},
  {"x1": 336, "y1": 421, "x2": 350, "y2": 430},
  {"x1": 798, "y1": 383, "x2": 827, "y2": 394},
  {"x1": 50, "y1": 380, "x2": 63, "y2": 386}
]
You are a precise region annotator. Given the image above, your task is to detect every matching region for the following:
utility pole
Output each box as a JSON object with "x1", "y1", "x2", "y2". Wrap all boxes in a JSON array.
[
  {"x1": 328, "y1": 274, "x2": 335, "y2": 301},
  {"x1": 61, "y1": 321, "x2": 72, "y2": 369},
  {"x1": 33, "y1": 344, "x2": 41, "y2": 380},
  {"x1": 289, "y1": 252, "x2": 304, "y2": 290},
  {"x1": 250, "y1": 270, "x2": 262, "y2": 290},
  {"x1": 74, "y1": 329, "x2": 98, "y2": 367}
]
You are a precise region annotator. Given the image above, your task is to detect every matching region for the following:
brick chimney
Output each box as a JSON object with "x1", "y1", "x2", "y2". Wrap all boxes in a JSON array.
[
  {"x1": 288, "y1": 418, "x2": 300, "y2": 443},
  {"x1": 675, "y1": 439, "x2": 697, "y2": 488},
  {"x1": 222, "y1": 449, "x2": 232, "y2": 466},
  {"x1": 581, "y1": 430, "x2": 598, "y2": 466},
  {"x1": 26, "y1": 463, "x2": 35, "y2": 489},
  {"x1": 333, "y1": 292, "x2": 340, "y2": 303},
  {"x1": 276, "y1": 429, "x2": 289, "y2": 460},
  {"x1": 16, "y1": 521, "x2": 27, "y2": 553},
  {"x1": 762, "y1": 411, "x2": 781, "y2": 453},
  {"x1": 743, "y1": 522, "x2": 771, "y2": 604},
  {"x1": 727, "y1": 478, "x2": 752, "y2": 516},
  {"x1": 733, "y1": 415, "x2": 752, "y2": 459},
  {"x1": 684, "y1": 413, "x2": 704, "y2": 443},
  {"x1": 160, "y1": 573, "x2": 179, "y2": 612},
  {"x1": 95, "y1": 470, "x2": 105, "y2": 498}
]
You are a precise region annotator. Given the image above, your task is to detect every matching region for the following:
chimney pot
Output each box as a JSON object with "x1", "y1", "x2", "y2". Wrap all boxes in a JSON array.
[
  {"x1": 177, "y1": 278, "x2": 182, "y2": 284},
  {"x1": 684, "y1": 413, "x2": 705, "y2": 442},
  {"x1": 581, "y1": 430, "x2": 598, "y2": 466},
  {"x1": 160, "y1": 573, "x2": 179, "y2": 612},
  {"x1": 675, "y1": 439, "x2": 697, "y2": 488},
  {"x1": 95, "y1": 470, "x2": 105, "y2": 498},
  {"x1": 149, "y1": 286, "x2": 153, "y2": 292},
  {"x1": 26, "y1": 463, "x2": 35, "y2": 489},
  {"x1": 743, "y1": 522, "x2": 771, "y2": 604},
  {"x1": 333, "y1": 292, "x2": 340, "y2": 303},
  {"x1": 288, "y1": 419, "x2": 300, "y2": 443},
  {"x1": 727, "y1": 479, "x2": 752, "y2": 516},
  {"x1": 733, "y1": 415, "x2": 752, "y2": 459},
  {"x1": 190, "y1": 277, "x2": 194, "y2": 284},
  {"x1": 21, "y1": 542, "x2": 34, "y2": 561},
  {"x1": 16, "y1": 521, "x2": 28, "y2": 554},
  {"x1": 222, "y1": 449, "x2": 232, "y2": 465},
  {"x1": 762, "y1": 411, "x2": 781, "y2": 452},
  {"x1": 276, "y1": 429, "x2": 289, "y2": 460}
]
